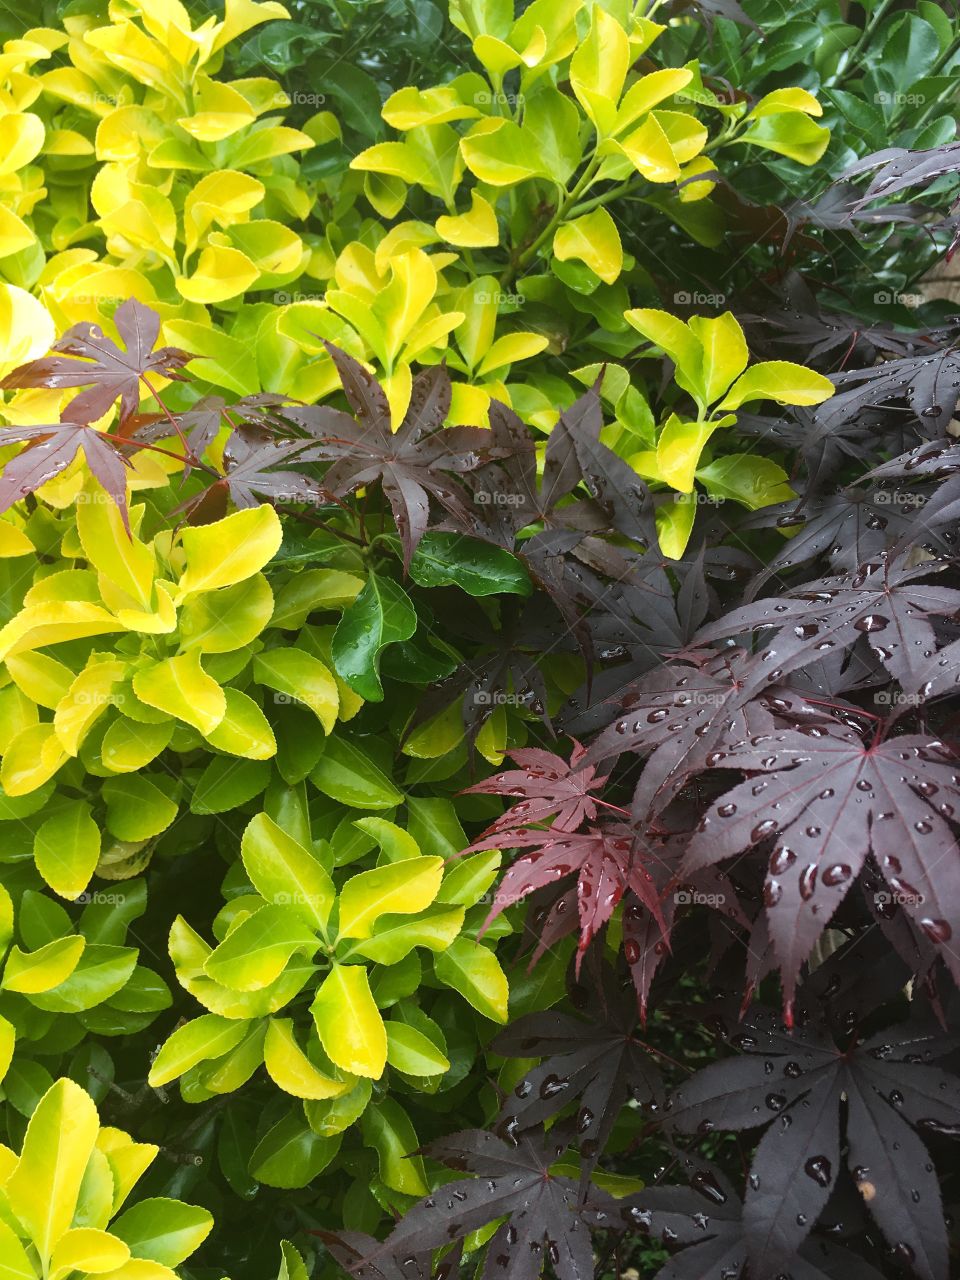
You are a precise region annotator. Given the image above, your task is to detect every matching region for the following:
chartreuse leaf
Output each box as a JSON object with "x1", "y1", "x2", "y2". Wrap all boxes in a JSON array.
[
  {"x1": 433, "y1": 937, "x2": 508, "y2": 1022},
  {"x1": 569, "y1": 5, "x2": 630, "y2": 133},
  {"x1": 361, "y1": 1097, "x2": 428, "y2": 1195},
  {"x1": 242, "y1": 812, "x2": 335, "y2": 936},
  {"x1": 718, "y1": 361, "x2": 835, "y2": 409},
  {"x1": 204, "y1": 904, "x2": 319, "y2": 991},
  {"x1": 34, "y1": 799, "x2": 101, "y2": 900},
  {"x1": 76, "y1": 487, "x2": 155, "y2": 611},
  {"x1": 354, "y1": 816, "x2": 420, "y2": 864},
  {"x1": 204, "y1": 688, "x2": 276, "y2": 759},
  {"x1": 179, "y1": 575, "x2": 275, "y2": 652},
  {"x1": 332, "y1": 571, "x2": 416, "y2": 702},
  {"x1": 253, "y1": 649, "x2": 339, "y2": 733},
  {"x1": 278, "y1": 1240, "x2": 310, "y2": 1280},
  {"x1": 176, "y1": 505, "x2": 283, "y2": 599},
  {"x1": 110, "y1": 1199, "x2": 213, "y2": 1267},
  {"x1": 264, "y1": 1018, "x2": 355, "y2": 1100},
  {"x1": 311, "y1": 964, "x2": 387, "y2": 1078},
  {"x1": 337, "y1": 857, "x2": 444, "y2": 940},
  {"x1": 688, "y1": 313, "x2": 749, "y2": 407},
  {"x1": 102, "y1": 776, "x2": 177, "y2": 841},
  {"x1": 0, "y1": 1219, "x2": 36, "y2": 1279},
  {"x1": 148, "y1": 1015, "x2": 251, "y2": 1087},
  {"x1": 436, "y1": 191, "x2": 499, "y2": 247},
  {"x1": 439, "y1": 849, "x2": 502, "y2": 907},
  {"x1": 0, "y1": 1014, "x2": 14, "y2": 1084},
  {"x1": 656, "y1": 492, "x2": 697, "y2": 560},
  {"x1": 697, "y1": 455, "x2": 795, "y2": 510},
  {"x1": 304, "y1": 1078, "x2": 373, "y2": 1137},
  {"x1": 656, "y1": 417, "x2": 727, "y2": 493},
  {"x1": 5, "y1": 1078, "x2": 99, "y2": 1267},
  {"x1": 624, "y1": 308, "x2": 705, "y2": 406}
]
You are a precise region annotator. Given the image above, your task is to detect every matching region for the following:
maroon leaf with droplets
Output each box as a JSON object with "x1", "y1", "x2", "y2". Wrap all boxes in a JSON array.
[
  {"x1": 683, "y1": 727, "x2": 960, "y2": 1005},
  {"x1": 0, "y1": 422, "x2": 132, "y2": 529},
  {"x1": 347, "y1": 1126, "x2": 610, "y2": 1280},
  {"x1": 461, "y1": 742, "x2": 608, "y2": 835},
  {"x1": 666, "y1": 1004, "x2": 960, "y2": 1279}
]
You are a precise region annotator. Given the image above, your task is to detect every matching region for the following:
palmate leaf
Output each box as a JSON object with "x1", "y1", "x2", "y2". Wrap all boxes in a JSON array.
[
  {"x1": 362, "y1": 1125, "x2": 610, "y2": 1280},
  {"x1": 492, "y1": 986, "x2": 662, "y2": 1162},
  {"x1": 665, "y1": 1004, "x2": 960, "y2": 1280},
  {"x1": 617, "y1": 1175, "x2": 889, "y2": 1280},
  {"x1": 693, "y1": 558, "x2": 960, "y2": 685},
  {"x1": 0, "y1": 298, "x2": 191, "y2": 426},
  {"x1": 683, "y1": 725, "x2": 960, "y2": 1006},
  {"x1": 288, "y1": 348, "x2": 501, "y2": 571},
  {"x1": 0, "y1": 421, "x2": 132, "y2": 527},
  {"x1": 461, "y1": 743, "x2": 609, "y2": 835},
  {"x1": 462, "y1": 821, "x2": 668, "y2": 969}
]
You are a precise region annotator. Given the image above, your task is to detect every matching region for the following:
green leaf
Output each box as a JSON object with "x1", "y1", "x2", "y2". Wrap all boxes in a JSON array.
[
  {"x1": 33, "y1": 800, "x2": 100, "y2": 901},
  {"x1": 204, "y1": 905, "x2": 319, "y2": 991},
  {"x1": 304, "y1": 1077, "x2": 373, "y2": 1136},
  {"x1": 409, "y1": 532, "x2": 532, "y2": 597},
  {"x1": 438, "y1": 849, "x2": 502, "y2": 907},
  {"x1": 433, "y1": 937, "x2": 508, "y2": 1022},
  {"x1": 331, "y1": 571, "x2": 416, "y2": 702},
  {"x1": 405, "y1": 796, "x2": 469, "y2": 858},
  {"x1": 360, "y1": 1097, "x2": 428, "y2": 1195},
  {"x1": 28, "y1": 944, "x2": 137, "y2": 1013},
  {"x1": 570, "y1": 5, "x2": 630, "y2": 132},
  {"x1": 148, "y1": 1015, "x2": 251, "y2": 1087},
  {"x1": 264, "y1": 1018, "x2": 354, "y2": 1100},
  {"x1": 656, "y1": 492, "x2": 697, "y2": 560},
  {"x1": 242, "y1": 812, "x2": 335, "y2": 935},
  {"x1": 338, "y1": 857, "x2": 444, "y2": 940},
  {"x1": 554, "y1": 208, "x2": 623, "y2": 285},
  {"x1": 253, "y1": 649, "x2": 339, "y2": 732},
  {"x1": 5, "y1": 1078, "x2": 99, "y2": 1266},
  {"x1": 718, "y1": 360, "x2": 835, "y2": 409},
  {"x1": 311, "y1": 964, "x2": 387, "y2": 1078},
  {"x1": 102, "y1": 775, "x2": 178, "y2": 840},
  {"x1": 624, "y1": 308, "x2": 705, "y2": 406},
  {"x1": 0, "y1": 1219, "x2": 38, "y2": 1280},
  {"x1": 249, "y1": 1110, "x2": 342, "y2": 1188},
  {"x1": 386, "y1": 1022, "x2": 450, "y2": 1076},
  {"x1": 737, "y1": 112, "x2": 829, "y2": 164},
  {"x1": 111, "y1": 1198, "x2": 213, "y2": 1267},
  {"x1": 310, "y1": 737, "x2": 403, "y2": 809},
  {"x1": 191, "y1": 756, "x2": 271, "y2": 815}
]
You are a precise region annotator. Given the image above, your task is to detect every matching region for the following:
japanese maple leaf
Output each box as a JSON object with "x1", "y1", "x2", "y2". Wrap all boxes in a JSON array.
[
  {"x1": 693, "y1": 559, "x2": 960, "y2": 685},
  {"x1": 288, "y1": 347, "x2": 499, "y2": 570},
  {"x1": 463, "y1": 822, "x2": 668, "y2": 967},
  {"x1": 492, "y1": 988, "x2": 662, "y2": 1164},
  {"x1": 370, "y1": 1125, "x2": 610, "y2": 1280},
  {"x1": 1, "y1": 298, "x2": 191, "y2": 426},
  {"x1": 580, "y1": 651, "x2": 776, "y2": 819},
  {"x1": 0, "y1": 420, "x2": 131, "y2": 528},
  {"x1": 221, "y1": 426, "x2": 331, "y2": 508},
  {"x1": 462, "y1": 742, "x2": 610, "y2": 835},
  {"x1": 317, "y1": 1231, "x2": 439, "y2": 1280},
  {"x1": 617, "y1": 1176, "x2": 888, "y2": 1280},
  {"x1": 666, "y1": 1005, "x2": 960, "y2": 1280},
  {"x1": 683, "y1": 726, "x2": 960, "y2": 1005}
]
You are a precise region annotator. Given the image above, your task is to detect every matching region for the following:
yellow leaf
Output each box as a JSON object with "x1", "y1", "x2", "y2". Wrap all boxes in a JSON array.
[
  {"x1": 553, "y1": 208, "x2": 623, "y2": 284},
  {"x1": 264, "y1": 1018, "x2": 355, "y2": 1099},
  {"x1": 0, "y1": 111, "x2": 44, "y2": 175},
  {"x1": 176, "y1": 245, "x2": 260, "y2": 304},
  {"x1": 176, "y1": 505, "x2": 283, "y2": 598},
  {"x1": 0, "y1": 283, "x2": 55, "y2": 380},
  {"x1": 435, "y1": 191, "x2": 499, "y2": 248},
  {"x1": 0, "y1": 521, "x2": 34, "y2": 558},
  {"x1": 54, "y1": 658, "x2": 127, "y2": 755},
  {"x1": 51, "y1": 1229, "x2": 130, "y2": 1280},
  {"x1": 570, "y1": 6, "x2": 630, "y2": 134},
  {"x1": 311, "y1": 965, "x2": 387, "y2": 1079},
  {"x1": 3, "y1": 935, "x2": 85, "y2": 994},
  {"x1": 132, "y1": 651, "x2": 226, "y2": 735},
  {"x1": 1, "y1": 723, "x2": 66, "y2": 794},
  {"x1": 6, "y1": 1079, "x2": 99, "y2": 1266}
]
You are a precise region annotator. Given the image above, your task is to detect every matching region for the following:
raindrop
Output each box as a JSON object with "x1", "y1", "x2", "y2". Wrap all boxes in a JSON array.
[{"x1": 804, "y1": 1156, "x2": 832, "y2": 1187}]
